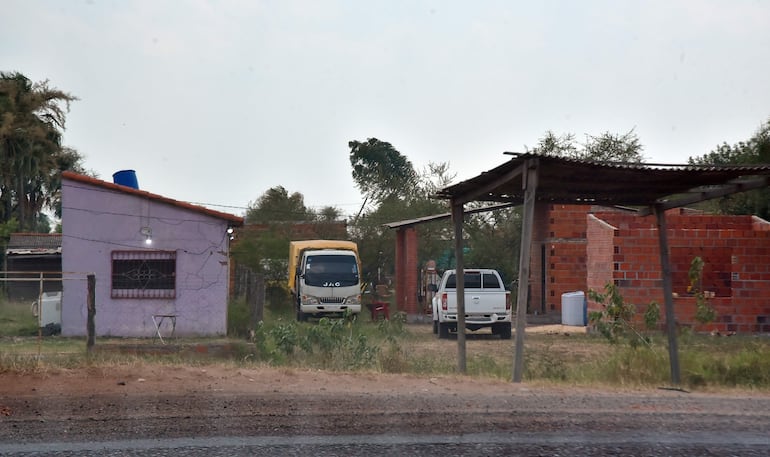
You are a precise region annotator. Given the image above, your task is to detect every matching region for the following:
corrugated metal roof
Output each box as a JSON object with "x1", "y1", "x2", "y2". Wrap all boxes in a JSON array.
[
  {"x1": 435, "y1": 153, "x2": 770, "y2": 207},
  {"x1": 7, "y1": 233, "x2": 62, "y2": 250}
]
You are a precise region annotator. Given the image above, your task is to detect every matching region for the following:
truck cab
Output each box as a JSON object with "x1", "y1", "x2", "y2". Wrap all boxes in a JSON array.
[{"x1": 289, "y1": 241, "x2": 362, "y2": 321}]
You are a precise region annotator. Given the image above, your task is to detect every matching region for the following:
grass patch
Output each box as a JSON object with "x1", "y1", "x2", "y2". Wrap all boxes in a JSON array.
[
  {"x1": 4, "y1": 297, "x2": 770, "y2": 390},
  {"x1": 0, "y1": 301, "x2": 39, "y2": 336}
]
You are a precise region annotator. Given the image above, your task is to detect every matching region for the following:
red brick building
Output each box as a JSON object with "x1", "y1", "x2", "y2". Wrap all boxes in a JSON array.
[
  {"x1": 533, "y1": 204, "x2": 770, "y2": 333},
  {"x1": 390, "y1": 203, "x2": 770, "y2": 333}
]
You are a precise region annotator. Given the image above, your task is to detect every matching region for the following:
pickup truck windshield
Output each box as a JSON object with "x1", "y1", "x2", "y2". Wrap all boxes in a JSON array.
[
  {"x1": 304, "y1": 255, "x2": 359, "y2": 287},
  {"x1": 445, "y1": 272, "x2": 501, "y2": 289}
]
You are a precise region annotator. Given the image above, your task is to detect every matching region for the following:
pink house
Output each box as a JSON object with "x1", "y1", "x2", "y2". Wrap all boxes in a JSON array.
[{"x1": 60, "y1": 171, "x2": 243, "y2": 338}]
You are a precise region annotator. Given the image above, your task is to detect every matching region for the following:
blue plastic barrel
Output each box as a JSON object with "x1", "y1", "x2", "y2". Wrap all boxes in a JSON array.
[{"x1": 112, "y1": 170, "x2": 139, "y2": 189}]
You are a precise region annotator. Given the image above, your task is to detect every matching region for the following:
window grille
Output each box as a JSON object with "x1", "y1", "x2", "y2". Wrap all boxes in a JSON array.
[{"x1": 111, "y1": 251, "x2": 176, "y2": 299}]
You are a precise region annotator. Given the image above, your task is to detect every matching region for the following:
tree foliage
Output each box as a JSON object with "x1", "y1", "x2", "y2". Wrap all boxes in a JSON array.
[
  {"x1": 0, "y1": 72, "x2": 83, "y2": 231},
  {"x1": 347, "y1": 150, "x2": 455, "y2": 286},
  {"x1": 245, "y1": 186, "x2": 316, "y2": 223},
  {"x1": 463, "y1": 207, "x2": 521, "y2": 287},
  {"x1": 688, "y1": 118, "x2": 770, "y2": 219},
  {"x1": 529, "y1": 129, "x2": 645, "y2": 163},
  {"x1": 349, "y1": 138, "x2": 418, "y2": 205}
]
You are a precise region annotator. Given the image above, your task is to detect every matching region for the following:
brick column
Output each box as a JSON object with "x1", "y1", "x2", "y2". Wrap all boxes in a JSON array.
[
  {"x1": 403, "y1": 227, "x2": 419, "y2": 318},
  {"x1": 394, "y1": 227, "x2": 420, "y2": 321},
  {"x1": 394, "y1": 228, "x2": 406, "y2": 317}
]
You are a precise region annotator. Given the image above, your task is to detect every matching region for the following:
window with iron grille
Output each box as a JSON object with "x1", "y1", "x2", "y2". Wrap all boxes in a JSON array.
[{"x1": 111, "y1": 251, "x2": 176, "y2": 298}]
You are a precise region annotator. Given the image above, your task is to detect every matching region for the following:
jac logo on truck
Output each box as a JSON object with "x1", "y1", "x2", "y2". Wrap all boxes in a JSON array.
[{"x1": 323, "y1": 282, "x2": 341, "y2": 287}]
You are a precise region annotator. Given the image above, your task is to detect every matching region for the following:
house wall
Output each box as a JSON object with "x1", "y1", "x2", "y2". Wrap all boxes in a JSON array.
[{"x1": 61, "y1": 179, "x2": 232, "y2": 337}]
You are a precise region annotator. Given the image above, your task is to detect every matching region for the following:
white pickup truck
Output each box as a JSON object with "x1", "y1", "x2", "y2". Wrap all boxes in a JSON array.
[{"x1": 431, "y1": 269, "x2": 512, "y2": 339}]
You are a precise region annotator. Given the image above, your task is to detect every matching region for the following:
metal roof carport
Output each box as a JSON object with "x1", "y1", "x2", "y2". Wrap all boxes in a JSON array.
[{"x1": 429, "y1": 152, "x2": 770, "y2": 385}]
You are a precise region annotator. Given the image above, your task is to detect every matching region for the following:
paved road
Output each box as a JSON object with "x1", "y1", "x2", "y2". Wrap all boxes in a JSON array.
[
  {"x1": 2, "y1": 431, "x2": 770, "y2": 456},
  {"x1": 2, "y1": 385, "x2": 770, "y2": 456}
]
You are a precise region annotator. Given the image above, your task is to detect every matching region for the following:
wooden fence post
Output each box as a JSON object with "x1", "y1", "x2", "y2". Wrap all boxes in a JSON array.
[{"x1": 86, "y1": 274, "x2": 95, "y2": 352}]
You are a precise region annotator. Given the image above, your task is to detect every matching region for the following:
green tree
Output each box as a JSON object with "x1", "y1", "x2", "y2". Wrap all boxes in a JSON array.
[
  {"x1": 688, "y1": 118, "x2": 770, "y2": 219},
  {"x1": 245, "y1": 186, "x2": 315, "y2": 223},
  {"x1": 317, "y1": 205, "x2": 342, "y2": 222},
  {"x1": 347, "y1": 151, "x2": 453, "y2": 286},
  {"x1": 530, "y1": 131, "x2": 579, "y2": 158},
  {"x1": 349, "y1": 138, "x2": 418, "y2": 205},
  {"x1": 529, "y1": 128, "x2": 645, "y2": 163},
  {"x1": 0, "y1": 72, "x2": 82, "y2": 232},
  {"x1": 464, "y1": 206, "x2": 521, "y2": 287}
]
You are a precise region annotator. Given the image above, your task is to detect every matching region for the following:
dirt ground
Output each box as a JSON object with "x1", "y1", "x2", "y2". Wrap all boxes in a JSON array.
[
  {"x1": 0, "y1": 323, "x2": 589, "y2": 400},
  {"x1": 2, "y1": 324, "x2": 770, "y2": 447}
]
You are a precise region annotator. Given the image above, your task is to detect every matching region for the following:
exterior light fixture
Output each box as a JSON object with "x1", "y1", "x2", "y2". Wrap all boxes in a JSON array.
[{"x1": 141, "y1": 226, "x2": 153, "y2": 245}]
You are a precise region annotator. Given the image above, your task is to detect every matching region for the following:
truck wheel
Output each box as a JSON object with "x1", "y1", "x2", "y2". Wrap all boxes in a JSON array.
[
  {"x1": 497, "y1": 323, "x2": 512, "y2": 340},
  {"x1": 438, "y1": 322, "x2": 450, "y2": 339},
  {"x1": 432, "y1": 320, "x2": 438, "y2": 334}
]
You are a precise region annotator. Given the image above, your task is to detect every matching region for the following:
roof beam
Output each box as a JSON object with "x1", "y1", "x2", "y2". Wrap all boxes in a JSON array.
[
  {"x1": 638, "y1": 176, "x2": 770, "y2": 216},
  {"x1": 450, "y1": 159, "x2": 534, "y2": 206}
]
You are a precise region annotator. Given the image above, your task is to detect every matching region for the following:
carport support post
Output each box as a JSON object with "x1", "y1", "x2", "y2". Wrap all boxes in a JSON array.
[
  {"x1": 513, "y1": 160, "x2": 538, "y2": 383},
  {"x1": 654, "y1": 204, "x2": 681, "y2": 386},
  {"x1": 451, "y1": 202, "x2": 467, "y2": 374},
  {"x1": 87, "y1": 274, "x2": 95, "y2": 352}
]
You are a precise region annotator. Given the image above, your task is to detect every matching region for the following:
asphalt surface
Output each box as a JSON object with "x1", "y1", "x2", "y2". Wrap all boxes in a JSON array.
[{"x1": 2, "y1": 386, "x2": 770, "y2": 456}]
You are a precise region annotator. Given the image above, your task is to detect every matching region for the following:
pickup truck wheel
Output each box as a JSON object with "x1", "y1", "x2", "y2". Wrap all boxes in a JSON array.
[
  {"x1": 497, "y1": 323, "x2": 512, "y2": 340},
  {"x1": 438, "y1": 322, "x2": 450, "y2": 339},
  {"x1": 432, "y1": 320, "x2": 438, "y2": 334}
]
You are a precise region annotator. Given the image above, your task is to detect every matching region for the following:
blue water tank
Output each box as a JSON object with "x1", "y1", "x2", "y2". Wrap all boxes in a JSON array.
[{"x1": 113, "y1": 170, "x2": 139, "y2": 189}]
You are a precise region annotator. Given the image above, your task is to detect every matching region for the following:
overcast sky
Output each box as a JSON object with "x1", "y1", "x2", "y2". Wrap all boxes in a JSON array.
[{"x1": 4, "y1": 0, "x2": 770, "y2": 219}]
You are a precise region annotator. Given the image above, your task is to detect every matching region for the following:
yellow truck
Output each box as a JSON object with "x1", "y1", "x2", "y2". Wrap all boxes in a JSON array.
[{"x1": 288, "y1": 240, "x2": 362, "y2": 321}]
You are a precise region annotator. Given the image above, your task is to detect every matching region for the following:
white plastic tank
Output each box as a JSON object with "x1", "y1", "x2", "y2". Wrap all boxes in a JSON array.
[
  {"x1": 32, "y1": 291, "x2": 62, "y2": 327},
  {"x1": 561, "y1": 291, "x2": 586, "y2": 326}
]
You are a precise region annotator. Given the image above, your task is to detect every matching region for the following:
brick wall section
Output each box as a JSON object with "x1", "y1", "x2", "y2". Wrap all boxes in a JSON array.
[
  {"x1": 394, "y1": 229, "x2": 406, "y2": 317},
  {"x1": 531, "y1": 204, "x2": 607, "y2": 315},
  {"x1": 587, "y1": 209, "x2": 770, "y2": 333},
  {"x1": 752, "y1": 215, "x2": 770, "y2": 232},
  {"x1": 394, "y1": 227, "x2": 420, "y2": 318},
  {"x1": 585, "y1": 214, "x2": 617, "y2": 297},
  {"x1": 529, "y1": 202, "x2": 550, "y2": 313},
  {"x1": 403, "y1": 228, "x2": 419, "y2": 316}
]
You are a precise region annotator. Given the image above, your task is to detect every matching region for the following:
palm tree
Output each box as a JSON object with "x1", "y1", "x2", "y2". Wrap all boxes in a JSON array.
[{"x1": 0, "y1": 72, "x2": 80, "y2": 231}]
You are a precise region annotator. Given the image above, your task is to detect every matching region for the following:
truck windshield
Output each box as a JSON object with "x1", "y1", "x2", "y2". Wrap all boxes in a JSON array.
[{"x1": 304, "y1": 255, "x2": 359, "y2": 287}]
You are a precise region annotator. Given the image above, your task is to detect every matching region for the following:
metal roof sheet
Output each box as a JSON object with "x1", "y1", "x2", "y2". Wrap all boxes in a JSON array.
[
  {"x1": 435, "y1": 153, "x2": 770, "y2": 207},
  {"x1": 7, "y1": 233, "x2": 62, "y2": 250}
]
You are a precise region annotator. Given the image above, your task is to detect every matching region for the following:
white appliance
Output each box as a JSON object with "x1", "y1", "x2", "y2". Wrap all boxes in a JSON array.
[{"x1": 32, "y1": 291, "x2": 62, "y2": 327}]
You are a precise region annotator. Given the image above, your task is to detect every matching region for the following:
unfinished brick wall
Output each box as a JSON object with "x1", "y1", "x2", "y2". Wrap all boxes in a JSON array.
[
  {"x1": 587, "y1": 210, "x2": 770, "y2": 333},
  {"x1": 529, "y1": 203, "x2": 591, "y2": 314},
  {"x1": 585, "y1": 214, "x2": 616, "y2": 296}
]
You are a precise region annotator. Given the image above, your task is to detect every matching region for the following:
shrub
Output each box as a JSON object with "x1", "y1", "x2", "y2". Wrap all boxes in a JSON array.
[{"x1": 588, "y1": 282, "x2": 636, "y2": 344}]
